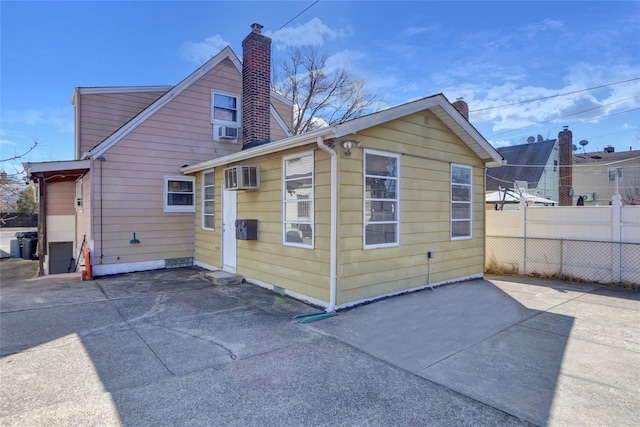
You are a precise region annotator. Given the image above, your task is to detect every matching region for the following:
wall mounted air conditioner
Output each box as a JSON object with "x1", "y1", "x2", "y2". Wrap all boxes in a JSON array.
[
  {"x1": 224, "y1": 166, "x2": 260, "y2": 191},
  {"x1": 581, "y1": 193, "x2": 595, "y2": 202},
  {"x1": 216, "y1": 125, "x2": 239, "y2": 141}
]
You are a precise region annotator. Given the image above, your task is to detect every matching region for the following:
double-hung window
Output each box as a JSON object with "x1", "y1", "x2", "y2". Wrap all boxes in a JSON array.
[
  {"x1": 202, "y1": 170, "x2": 215, "y2": 230},
  {"x1": 608, "y1": 168, "x2": 623, "y2": 182},
  {"x1": 211, "y1": 91, "x2": 240, "y2": 125},
  {"x1": 164, "y1": 176, "x2": 195, "y2": 212},
  {"x1": 451, "y1": 164, "x2": 472, "y2": 239},
  {"x1": 283, "y1": 152, "x2": 314, "y2": 247},
  {"x1": 364, "y1": 150, "x2": 400, "y2": 248}
]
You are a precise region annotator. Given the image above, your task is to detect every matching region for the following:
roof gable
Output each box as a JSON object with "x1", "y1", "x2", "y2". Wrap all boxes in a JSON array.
[
  {"x1": 182, "y1": 93, "x2": 504, "y2": 173},
  {"x1": 84, "y1": 46, "x2": 242, "y2": 159},
  {"x1": 486, "y1": 139, "x2": 557, "y2": 191}
]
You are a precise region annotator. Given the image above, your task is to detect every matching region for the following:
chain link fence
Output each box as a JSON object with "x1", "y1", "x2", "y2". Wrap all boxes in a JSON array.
[{"x1": 486, "y1": 236, "x2": 640, "y2": 286}]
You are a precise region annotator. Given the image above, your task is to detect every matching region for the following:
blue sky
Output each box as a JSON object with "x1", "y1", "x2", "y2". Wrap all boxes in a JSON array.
[{"x1": 2, "y1": 0, "x2": 639, "y2": 172}]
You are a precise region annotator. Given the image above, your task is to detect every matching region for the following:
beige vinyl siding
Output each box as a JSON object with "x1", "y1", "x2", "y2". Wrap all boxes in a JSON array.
[
  {"x1": 93, "y1": 60, "x2": 243, "y2": 267},
  {"x1": 336, "y1": 110, "x2": 486, "y2": 304},
  {"x1": 76, "y1": 90, "x2": 167, "y2": 158},
  {"x1": 270, "y1": 94, "x2": 293, "y2": 141},
  {"x1": 46, "y1": 181, "x2": 75, "y2": 215}
]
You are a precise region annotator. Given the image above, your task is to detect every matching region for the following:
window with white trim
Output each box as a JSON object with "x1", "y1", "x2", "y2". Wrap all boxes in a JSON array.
[
  {"x1": 202, "y1": 170, "x2": 215, "y2": 230},
  {"x1": 451, "y1": 164, "x2": 472, "y2": 239},
  {"x1": 608, "y1": 168, "x2": 623, "y2": 182},
  {"x1": 283, "y1": 152, "x2": 314, "y2": 247},
  {"x1": 211, "y1": 91, "x2": 240, "y2": 126},
  {"x1": 164, "y1": 176, "x2": 195, "y2": 212},
  {"x1": 364, "y1": 150, "x2": 400, "y2": 248}
]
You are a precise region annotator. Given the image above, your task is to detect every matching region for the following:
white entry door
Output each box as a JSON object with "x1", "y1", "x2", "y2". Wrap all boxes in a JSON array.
[{"x1": 222, "y1": 185, "x2": 237, "y2": 273}]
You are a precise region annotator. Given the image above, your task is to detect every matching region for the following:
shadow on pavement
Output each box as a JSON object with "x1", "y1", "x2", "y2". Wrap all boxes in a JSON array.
[{"x1": 0, "y1": 268, "x2": 533, "y2": 426}]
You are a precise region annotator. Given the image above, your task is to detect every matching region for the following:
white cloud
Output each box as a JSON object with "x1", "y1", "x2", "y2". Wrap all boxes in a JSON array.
[
  {"x1": 324, "y1": 50, "x2": 364, "y2": 73},
  {"x1": 3, "y1": 108, "x2": 73, "y2": 133},
  {"x1": 180, "y1": 35, "x2": 230, "y2": 65},
  {"x1": 269, "y1": 18, "x2": 351, "y2": 49}
]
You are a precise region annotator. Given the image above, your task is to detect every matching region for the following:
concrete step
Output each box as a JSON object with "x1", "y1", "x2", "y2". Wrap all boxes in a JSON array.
[{"x1": 200, "y1": 270, "x2": 244, "y2": 286}]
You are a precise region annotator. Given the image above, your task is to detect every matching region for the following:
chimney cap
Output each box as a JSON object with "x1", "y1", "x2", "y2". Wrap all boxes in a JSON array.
[{"x1": 251, "y1": 23, "x2": 263, "y2": 34}]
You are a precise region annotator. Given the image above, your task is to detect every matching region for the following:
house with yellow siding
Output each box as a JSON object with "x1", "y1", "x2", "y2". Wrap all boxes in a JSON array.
[
  {"x1": 25, "y1": 22, "x2": 504, "y2": 312},
  {"x1": 183, "y1": 92, "x2": 504, "y2": 309}
]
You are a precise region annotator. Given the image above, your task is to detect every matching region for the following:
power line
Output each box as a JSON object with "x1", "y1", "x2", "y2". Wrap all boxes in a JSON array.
[
  {"x1": 487, "y1": 102, "x2": 640, "y2": 139},
  {"x1": 470, "y1": 77, "x2": 640, "y2": 113}
]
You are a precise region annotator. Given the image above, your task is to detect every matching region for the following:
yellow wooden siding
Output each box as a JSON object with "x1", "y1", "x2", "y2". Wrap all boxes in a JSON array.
[
  {"x1": 94, "y1": 60, "x2": 242, "y2": 266},
  {"x1": 194, "y1": 169, "x2": 221, "y2": 267},
  {"x1": 192, "y1": 109, "x2": 489, "y2": 307},
  {"x1": 192, "y1": 145, "x2": 332, "y2": 302},
  {"x1": 335, "y1": 111, "x2": 486, "y2": 305}
]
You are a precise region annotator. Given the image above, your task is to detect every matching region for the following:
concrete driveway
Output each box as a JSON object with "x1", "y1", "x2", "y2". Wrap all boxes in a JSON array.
[{"x1": 1, "y1": 266, "x2": 637, "y2": 426}]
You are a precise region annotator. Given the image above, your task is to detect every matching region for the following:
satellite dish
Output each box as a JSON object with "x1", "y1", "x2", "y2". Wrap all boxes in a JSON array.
[
  {"x1": 579, "y1": 139, "x2": 589, "y2": 153},
  {"x1": 527, "y1": 136, "x2": 535, "y2": 144},
  {"x1": 537, "y1": 134, "x2": 544, "y2": 142},
  {"x1": 572, "y1": 144, "x2": 578, "y2": 152}
]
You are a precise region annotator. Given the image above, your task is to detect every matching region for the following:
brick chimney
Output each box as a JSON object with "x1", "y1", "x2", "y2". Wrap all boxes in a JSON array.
[
  {"x1": 558, "y1": 126, "x2": 573, "y2": 206},
  {"x1": 242, "y1": 23, "x2": 271, "y2": 149},
  {"x1": 452, "y1": 97, "x2": 469, "y2": 120}
]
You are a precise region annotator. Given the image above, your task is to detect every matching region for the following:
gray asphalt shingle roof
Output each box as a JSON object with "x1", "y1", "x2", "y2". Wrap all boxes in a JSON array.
[{"x1": 486, "y1": 139, "x2": 557, "y2": 191}]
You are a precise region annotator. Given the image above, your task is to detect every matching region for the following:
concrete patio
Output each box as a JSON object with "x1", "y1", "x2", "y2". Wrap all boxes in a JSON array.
[{"x1": 1, "y1": 262, "x2": 638, "y2": 426}]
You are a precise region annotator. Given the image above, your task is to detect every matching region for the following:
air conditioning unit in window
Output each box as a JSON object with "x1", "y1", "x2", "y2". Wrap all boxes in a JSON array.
[
  {"x1": 217, "y1": 125, "x2": 239, "y2": 141},
  {"x1": 224, "y1": 166, "x2": 260, "y2": 191}
]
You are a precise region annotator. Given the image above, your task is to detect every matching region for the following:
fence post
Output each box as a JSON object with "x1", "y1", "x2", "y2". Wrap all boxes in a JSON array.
[
  {"x1": 521, "y1": 198, "x2": 527, "y2": 275},
  {"x1": 611, "y1": 193, "x2": 622, "y2": 282},
  {"x1": 560, "y1": 238, "x2": 564, "y2": 278}
]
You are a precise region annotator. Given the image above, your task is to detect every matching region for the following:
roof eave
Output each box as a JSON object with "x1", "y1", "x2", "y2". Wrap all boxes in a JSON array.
[{"x1": 181, "y1": 127, "x2": 337, "y2": 174}]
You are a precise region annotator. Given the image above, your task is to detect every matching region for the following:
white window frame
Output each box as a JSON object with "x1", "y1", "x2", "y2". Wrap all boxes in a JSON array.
[
  {"x1": 451, "y1": 164, "x2": 473, "y2": 240},
  {"x1": 608, "y1": 168, "x2": 623, "y2": 182},
  {"x1": 164, "y1": 175, "x2": 195, "y2": 213},
  {"x1": 282, "y1": 151, "x2": 314, "y2": 248},
  {"x1": 202, "y1": 169, "x2": 215, "y2": 230},
  {"x1": 363, "y1": 149, "x2": 400, "y2": 249},
  {"x1": 211, "y1": 90, "x2": 241, "y2": 127}
]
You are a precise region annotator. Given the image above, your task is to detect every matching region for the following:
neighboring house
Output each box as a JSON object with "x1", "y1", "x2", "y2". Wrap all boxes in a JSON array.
[
  {"x1": 486, "y1": 128, "x2": 575, "y2": 207},
  {"x1": 25, "y1": 22, "x2": 505, "y2": 311},
  {"x1": 182, "y1": 92, "x2": 503, "y2": 309},
  {"x1": 24, "y1": 23, "x2": 294, "y2": 275},
  {"x1": 573, "y1": 147, "x2": 640, "y2": 205}
]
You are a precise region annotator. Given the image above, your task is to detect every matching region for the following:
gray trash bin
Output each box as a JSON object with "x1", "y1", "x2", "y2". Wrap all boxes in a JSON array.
[
  {"x1": 15, "y1": 231, "x2": 38, "y2": 260},
  {"x1": 10, "y1": 239, "x2": 21, "y2": 258}
]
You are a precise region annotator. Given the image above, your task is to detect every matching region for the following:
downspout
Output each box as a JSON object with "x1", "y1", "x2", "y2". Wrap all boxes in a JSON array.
[
  {"x1": 37, "y1": 174, "x2": 46, "y2": 276},
  {"x1": 316, "y1": 136, "x2": 337, "y2": 312}
]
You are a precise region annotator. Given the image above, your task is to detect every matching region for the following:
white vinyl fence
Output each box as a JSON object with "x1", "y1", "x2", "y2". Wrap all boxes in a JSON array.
[{"x1": 486, "y1": 199, "x2": 640, "y2": 285}]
